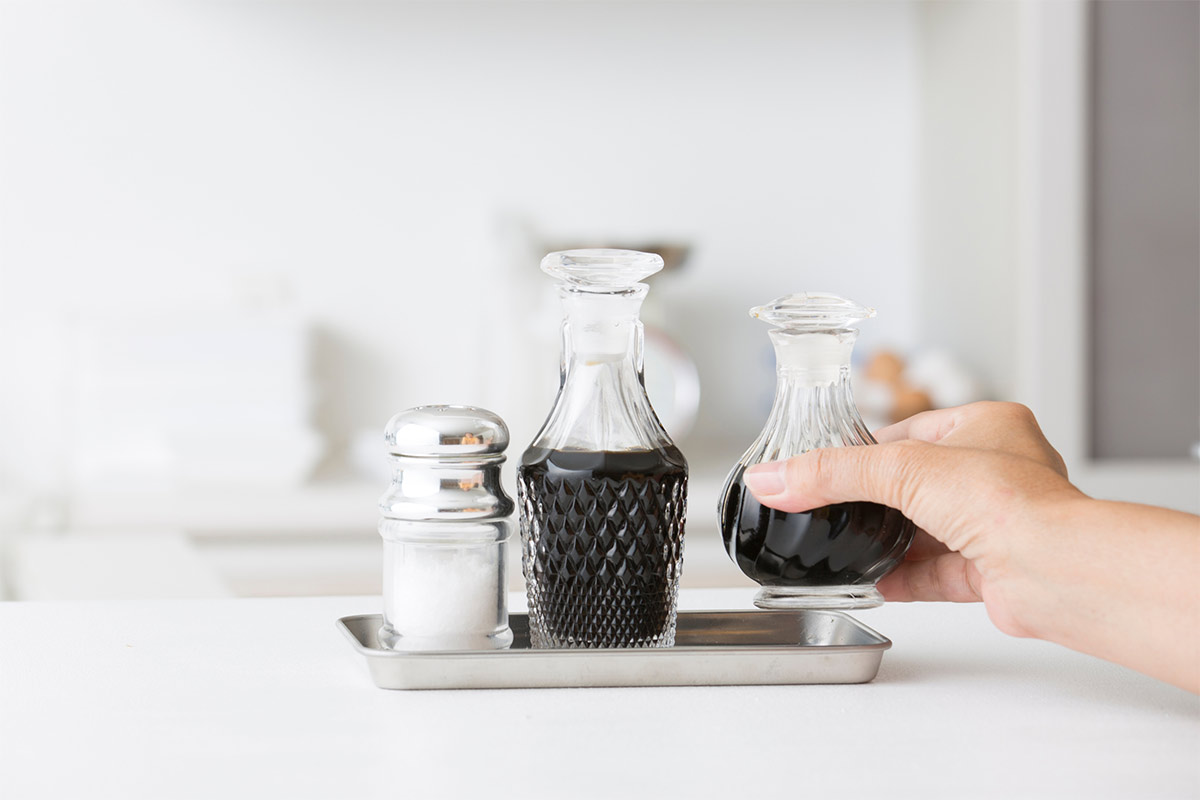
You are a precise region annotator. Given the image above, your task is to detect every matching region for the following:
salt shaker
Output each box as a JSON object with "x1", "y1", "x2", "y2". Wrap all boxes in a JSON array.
[{"x1": 378, "y1": 405, "x2": 514, "y2": 651}]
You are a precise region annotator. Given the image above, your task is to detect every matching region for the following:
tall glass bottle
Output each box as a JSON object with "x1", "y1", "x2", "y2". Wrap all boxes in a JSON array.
[
  {"x1": 719, "y1": 293, "x2": 915, "y2": 609},
  {"x1": 518, "y1": 249, "x2": 688, "y2": 648}
]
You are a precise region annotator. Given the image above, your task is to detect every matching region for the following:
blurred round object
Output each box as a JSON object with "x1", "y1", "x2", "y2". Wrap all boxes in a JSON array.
[
  {"x1": 642, "y1": 325, "x2": 700, "y2": 440},
  {"x1": 864, "y1": 350, "x2": 906, "y2": 385},
  {"x1": 891, "y1": 386, "x2": 934, "y2": 423},
  {"x1": 906, "y1": 349, "x2": 984, "y2": 409},
  {"x1": 853, "y1": 371, "x2": 895, "y2": 422}
]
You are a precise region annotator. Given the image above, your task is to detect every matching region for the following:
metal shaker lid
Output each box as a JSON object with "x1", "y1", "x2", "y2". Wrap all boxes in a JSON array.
[{"x1": 384, "y1": 405, "x2": 509, "y2": 458}]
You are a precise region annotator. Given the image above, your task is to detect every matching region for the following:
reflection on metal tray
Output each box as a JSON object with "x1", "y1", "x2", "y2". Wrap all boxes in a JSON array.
[{"x1": 338, "y1": 610, "x2": 890, "y2": 690}]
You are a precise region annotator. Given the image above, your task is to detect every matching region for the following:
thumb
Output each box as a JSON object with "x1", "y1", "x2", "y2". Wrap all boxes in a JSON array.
[{"x1": 742, "y1": 441, "x2": 964, "y2": 534}]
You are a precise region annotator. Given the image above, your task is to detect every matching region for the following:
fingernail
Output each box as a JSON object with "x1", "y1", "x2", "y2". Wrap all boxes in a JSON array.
[{"x1": 744, "y1": 462, "x2": 786, "y2": 496}]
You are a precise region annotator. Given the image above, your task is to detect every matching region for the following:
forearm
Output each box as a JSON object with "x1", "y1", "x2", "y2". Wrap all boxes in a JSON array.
[{"x1": 1008, "y1": 496, "x2": 1200, "y2": 693}]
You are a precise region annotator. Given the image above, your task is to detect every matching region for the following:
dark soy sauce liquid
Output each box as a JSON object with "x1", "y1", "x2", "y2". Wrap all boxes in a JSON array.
[
  {"x1": 720, "y1": 464, "x2": 913, "y2": 586},
  {"x1": 517, "y1": 447, "x2": 687, "y2": 647}
]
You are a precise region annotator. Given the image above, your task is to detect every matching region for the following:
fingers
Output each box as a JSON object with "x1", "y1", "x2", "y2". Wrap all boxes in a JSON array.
[
  {"x1": 875, "y1": 402, "x2": 1069, "y2": 477},
  {"x1": 743, "y1": 440, "x2": 954, "y2": 523},
  {"x1": 937, "y1": 402, "x2": 1065, "y2": 474},
  {"x1": 876, "y1": 552, "x2": 983, "y2": 603},
  {"x1": 905, "y1": 529, "x2": 952, "y2": 561},
  {"x1": 743, "y1": 441, "x2": 999, "y2": 556},
  {"x1": 872, "y1": 407, "x2": 965, "y2": 444}
]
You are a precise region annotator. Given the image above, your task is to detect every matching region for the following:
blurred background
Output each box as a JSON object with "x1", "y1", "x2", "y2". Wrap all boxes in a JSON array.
[{"x1": 0, "y1": 0, "x2": 1196, "y2": 600}]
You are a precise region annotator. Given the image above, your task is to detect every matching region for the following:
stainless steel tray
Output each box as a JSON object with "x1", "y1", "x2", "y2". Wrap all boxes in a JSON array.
[{"x1": 338, "y1": 610, "x2": 890, "y2": 690}]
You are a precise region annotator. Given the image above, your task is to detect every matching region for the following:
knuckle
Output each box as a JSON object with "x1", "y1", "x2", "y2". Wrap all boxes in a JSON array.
[
  {"x1": 792, "y1": 447, "x2": 860, "y2": 506},
  {"x1": 956, "y1": 400, "x2": 994, "y2": 420},
  {"x1": 884, "y1": 438, "x2": 928, "y2": 468},
  {"x1": 999, "y1": 401, "x2": 1036, "y2": 424},
  {"x1": 797, "y1": 447, "x2": 833, "y2": 490},
  {"x1": 875, "y1": 440, "x2": 927, "y2": 511},
  {"x1": 806, "y1": 448, "x2": 828, "y2": 479},
  {"x1": 1051, "y1": 450, "x2": 1069, "y2": 478},
  {"x1": 966, "y1": 400, "x2": 1034, "y2": 424},
  {"x1": 785, "y1": 453, "x2": 809, "y2": 487}
]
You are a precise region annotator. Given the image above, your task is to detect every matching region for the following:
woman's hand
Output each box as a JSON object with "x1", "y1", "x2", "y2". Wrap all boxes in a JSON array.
[{"x1": 743, "y1": 401, "x2": 1200, "y2": 693}]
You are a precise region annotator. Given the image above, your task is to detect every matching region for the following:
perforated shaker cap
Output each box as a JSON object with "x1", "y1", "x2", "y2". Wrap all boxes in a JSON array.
[{"x1": 383, "y1": 405, "x2": 510, "y2": 458}]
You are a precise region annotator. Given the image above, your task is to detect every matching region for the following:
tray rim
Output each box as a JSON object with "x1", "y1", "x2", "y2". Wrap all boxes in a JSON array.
[{"x1": 337, "y1": 608, "x2": 892, "y2": 659}]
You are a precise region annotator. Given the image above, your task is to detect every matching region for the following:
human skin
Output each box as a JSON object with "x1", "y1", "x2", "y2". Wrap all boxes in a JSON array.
[{"x1": 742, "y1": 401, "x2": 1200, "y2": 694}]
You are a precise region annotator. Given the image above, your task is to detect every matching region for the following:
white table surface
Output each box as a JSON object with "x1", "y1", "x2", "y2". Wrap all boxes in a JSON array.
[{"x1": 1, "y1": 589, "x2": 1196, "y2": 800}]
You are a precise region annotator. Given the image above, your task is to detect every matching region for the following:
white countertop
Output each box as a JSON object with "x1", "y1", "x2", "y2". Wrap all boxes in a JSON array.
[{"x1": 1, "y1": 589, "x2": 1196, "y2": 799}]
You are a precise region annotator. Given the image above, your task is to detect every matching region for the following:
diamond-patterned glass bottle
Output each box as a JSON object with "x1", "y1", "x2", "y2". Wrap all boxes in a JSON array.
[{"x1": 518, "y1": 250, "x2": 688, "y2": 648}]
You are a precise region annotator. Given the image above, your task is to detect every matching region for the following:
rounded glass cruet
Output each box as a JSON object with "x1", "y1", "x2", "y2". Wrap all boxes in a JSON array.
[{"x1": 718, "y1": 292, "x2": 915, "y2": 610}]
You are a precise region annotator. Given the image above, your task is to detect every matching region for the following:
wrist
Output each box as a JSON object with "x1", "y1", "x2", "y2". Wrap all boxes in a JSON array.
[
  {"x1": 998, "y1": 494, "x2": 1200, "y2": 691},
  {"x1": 980, "y1": 490, "x2": 1095, "y2": 642}
]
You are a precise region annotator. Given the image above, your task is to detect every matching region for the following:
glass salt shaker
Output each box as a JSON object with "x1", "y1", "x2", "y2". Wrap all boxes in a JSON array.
[
  {"x1": 378, "y1": 405, "x2": 514, "y2": 651},
  {"x1": 518, "y1": 249, "x2": 688, "y2": 649},
  {"x1": 719, "y1": 293, "x2": 916, "y2": 610}
]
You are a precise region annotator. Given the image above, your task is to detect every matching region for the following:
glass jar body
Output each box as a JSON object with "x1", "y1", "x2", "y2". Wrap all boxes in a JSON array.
[
  {"x1": 379, "y1": 519, "x2": 512, "y2": 651},
  {"x1": 719, "y1": 328, "x2": 914, "y2": 609}
]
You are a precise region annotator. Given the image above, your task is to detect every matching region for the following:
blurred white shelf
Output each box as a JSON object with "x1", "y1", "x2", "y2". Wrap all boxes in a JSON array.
[
  {"x1": 12, "y1": 531, "x2": 231, "y2": 600},
  {"x1": 69, "y1": 481, "x2": 381, "y2": 536}
]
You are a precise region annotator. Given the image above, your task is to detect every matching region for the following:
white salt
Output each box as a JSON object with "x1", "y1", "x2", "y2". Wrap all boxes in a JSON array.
[{"x1": 383, "y1": 542, "x2": 504, "y2": 650}]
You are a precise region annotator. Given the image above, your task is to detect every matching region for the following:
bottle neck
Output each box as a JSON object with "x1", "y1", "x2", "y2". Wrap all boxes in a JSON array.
[
  {"x1": 769, "y1": 328, "x2": 856, "y2": 387},
  {"x1": 559, "y1": 286, "x2": 646, "y2": 370},
  {"x1": 527, "y1": 286, "x2": 671, "y2": 453},
  {"x1": 743, "y1": 328, "x2": 873, "y2": 464}
]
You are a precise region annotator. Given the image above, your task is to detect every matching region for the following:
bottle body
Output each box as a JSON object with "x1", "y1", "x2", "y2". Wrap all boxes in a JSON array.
[
  {"x1": 519, "y1": 250, "x2": 688, "y2": 648},
  {"x1": 720, "y1": 466, "x2": 911, "y2": 607},
  {"x1": 519, "y1": 446, "x2": 687, "y2": 648},
  {"x1": 719, "y1": 302, "x2": 915, "y2": 609}
]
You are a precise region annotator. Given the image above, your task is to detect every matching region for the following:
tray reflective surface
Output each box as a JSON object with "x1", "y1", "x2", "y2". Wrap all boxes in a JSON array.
[{"x1": 338, "y1": 610, "x2": 890, "y2": 690}]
